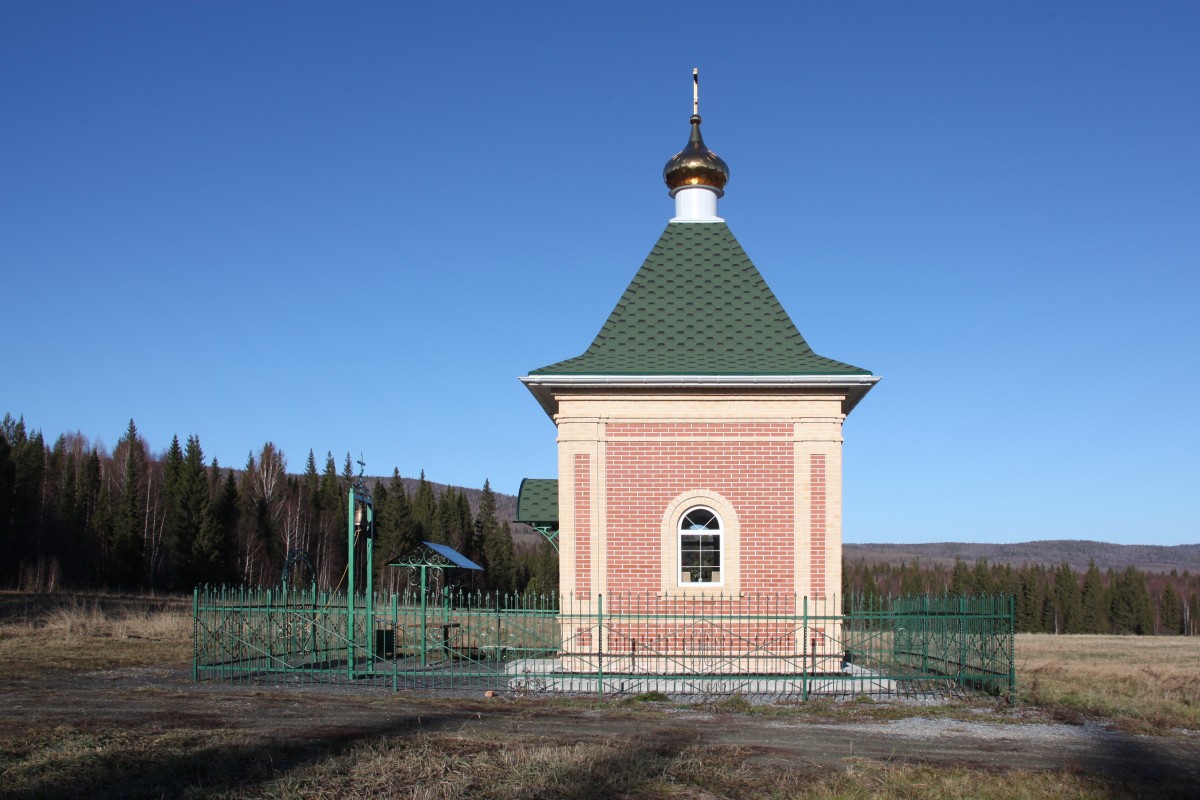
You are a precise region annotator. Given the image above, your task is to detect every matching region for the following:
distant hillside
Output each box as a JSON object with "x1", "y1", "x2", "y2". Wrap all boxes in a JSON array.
[{"x1": 846, "y1": 540, "x2": 1200, "y2": 574}]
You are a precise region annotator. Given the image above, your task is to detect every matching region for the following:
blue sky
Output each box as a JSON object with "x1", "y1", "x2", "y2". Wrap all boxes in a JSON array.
[{"x1": 2, "y1": 2, "x2": 1197, "y2": 545}]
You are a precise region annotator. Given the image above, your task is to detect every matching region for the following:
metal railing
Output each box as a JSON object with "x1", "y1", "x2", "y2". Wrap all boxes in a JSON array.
[{"x1": 193, "y1": 587, "x2": 1014, "y2": 700}]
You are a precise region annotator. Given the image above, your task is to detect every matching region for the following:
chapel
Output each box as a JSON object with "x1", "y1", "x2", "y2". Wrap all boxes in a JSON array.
[{"x1": 518, "y1": 74, "x2": 877, "y2": 630}]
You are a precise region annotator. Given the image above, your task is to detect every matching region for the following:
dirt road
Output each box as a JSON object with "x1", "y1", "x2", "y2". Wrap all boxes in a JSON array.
[{"x1": 4, "y1": 662, "x2": 1198, "y2": 795}]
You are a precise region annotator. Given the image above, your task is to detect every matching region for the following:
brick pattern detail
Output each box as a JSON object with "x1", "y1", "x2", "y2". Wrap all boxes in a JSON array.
[
  {"x1": 810, "y1": 454, "x2": 826, "y2": 597},
  {"x1": 574, "y1": 453, "x2": 591, "y2": 600},
  {"x1": 603, "y1": 422, "x2": 794, "y2": 594}
]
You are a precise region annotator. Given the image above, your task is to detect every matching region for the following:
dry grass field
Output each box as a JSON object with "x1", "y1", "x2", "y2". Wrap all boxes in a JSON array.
[
  {"x1": 0, "y1": 591, "x2": 191, "y2": 678},
  {"x1": 2, "y1": 593, "x2": 1199, "y2": 798},
  {"x1": 1016, "y1": 633, "x2": 1200, "y2": 733}
]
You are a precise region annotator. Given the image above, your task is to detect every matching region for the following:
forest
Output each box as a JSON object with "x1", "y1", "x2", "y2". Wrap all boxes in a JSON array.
[
  {"x1": 2, "y1": 413, "x2": 1196, "y2": 635},
  {"x1": 843, "y1": 557, "x2": 1199, "y2": 636},
  {"x1": 0, "y1": 414, "x2": 557, "y2": 597}
]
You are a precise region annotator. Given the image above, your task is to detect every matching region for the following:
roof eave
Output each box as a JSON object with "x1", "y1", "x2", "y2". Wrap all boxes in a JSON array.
[{"x1": 520, "y1": 373, "x2": 880, "y2": 418}]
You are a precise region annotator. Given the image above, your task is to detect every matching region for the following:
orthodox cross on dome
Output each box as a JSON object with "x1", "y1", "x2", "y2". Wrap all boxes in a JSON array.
[{"x1": 664, "y1": 68, "x2": 729, "y2": 221}]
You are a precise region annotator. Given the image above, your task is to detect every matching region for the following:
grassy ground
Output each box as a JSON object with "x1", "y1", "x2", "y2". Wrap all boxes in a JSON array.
[
  {"x1": 1016, "y1": 632, "x2": 1200, "y2": 733},
  {"x1": 0, "y1": 724, "x2": 1155, "y2": 800},
  {"x1": 2, "y1": 593, "x2": 1198, "y2": 798},
  {"x1": 0, "y1": 590, "x2": 191, "y2": 678}
]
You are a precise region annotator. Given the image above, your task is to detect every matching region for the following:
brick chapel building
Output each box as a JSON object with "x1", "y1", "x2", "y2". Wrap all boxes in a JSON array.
[{"x1": 519, "y1": 78, "x2": 877, "y2": 631}]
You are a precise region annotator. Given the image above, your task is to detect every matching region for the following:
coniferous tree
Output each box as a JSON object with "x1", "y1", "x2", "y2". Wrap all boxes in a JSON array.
[
  {"x1": 899, "y1": 561, "x2": 924, "y2": 597},
  {"x1": 489, "y1": 521, "x2": 517, "y2": 594},
  {"x1": 302, "y1": 449, "x2": 320, "y2": 539},
  {"x1": 433, "y1": 486, "x2": 457, "y2": 546},
  {"x1": 949, "y1": 559, "x2": 971, "y2": 595},
  {"x1": 1052, "y1": 561, "x2": 1083, "y2": 633},
  {"x1": 972, "y1": 558, "x2": 994, "y2": 595},
  {"x1": 1110, "y1": 565, "x2": 1154, "y2": 634},
  {"x1": 0, "y1": 429, "x2": 16, "y2": 583},
  {"x1": 172, "y1": 435, "x2": 208, "y2": 589},
  {"x1": 6, "y1": 417, "x2": 47, "y2": 580},
  {"x1": 1016, "y1": 564, "x2": 1044, "y2": 632},
  {"x1": 476, "y1": 480, "x2": 514, "y2": 593},
  {"x1": 1079, "y1": 561, "x2": 1109, "y2": 634},
  {"x1": 110, "y1": 419, "x2": 147, "y2": 587},
  {"x1": 318, "y1": 452, "x2": 344, "y2": 587},
  {"x1": 160, "y1": 435, "x2": 185, "y2": 587},
  {"x1": 1159, "y1": 582, "x2": 1183, "y2": 635},
  {"x1": 195, "y1": 466, "x2": 238, "y2": 585},
  {"x1": 388, "y1": 469, "x2": 416, "y2": 553},
  {"x1": 454, "y1": 490, "x2": 474, "y2": 557},
  {"x1": 411, "y1": 470, "x2": 435, "y2": 543}
]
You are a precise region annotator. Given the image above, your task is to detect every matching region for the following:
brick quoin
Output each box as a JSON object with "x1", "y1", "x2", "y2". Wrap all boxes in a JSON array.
[
  {"x1": 575, "y1": 453, "x2": 591, "y2": 600},
  {"x1": 810, "y1": 453, "x2": 826, "y2": 597}
]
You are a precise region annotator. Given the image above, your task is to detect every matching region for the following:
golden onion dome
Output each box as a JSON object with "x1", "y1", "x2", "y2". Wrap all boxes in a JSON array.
[{"x1": 663, "y1": 114, "x2": 729, "y2": 197}]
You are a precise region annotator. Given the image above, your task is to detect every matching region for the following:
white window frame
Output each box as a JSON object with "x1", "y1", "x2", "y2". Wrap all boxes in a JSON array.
[
  {"x1": 660, "y1": 490, "x2": 740, "y2": 596},
  {"x1": 678, "y1": 506, "x2": 723, "y2": 586}
]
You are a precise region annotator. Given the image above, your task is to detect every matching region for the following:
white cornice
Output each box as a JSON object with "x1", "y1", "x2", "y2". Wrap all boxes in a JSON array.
[
  {"x1": 520, "y1": 374, "x2": 879, "y2": 388},
  {"x1": 519, "y1": 374, "x2": 880, "y2": 420}
]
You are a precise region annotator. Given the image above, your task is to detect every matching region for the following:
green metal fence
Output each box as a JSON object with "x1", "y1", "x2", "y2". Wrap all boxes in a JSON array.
[{"x1": 193, "y1": 587, "x2": 1014, "y2": 700}]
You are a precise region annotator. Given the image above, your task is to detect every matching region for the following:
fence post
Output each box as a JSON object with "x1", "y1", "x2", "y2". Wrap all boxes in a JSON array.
[
  {"x1": 921, "y1": 594, "x2": 929, "y2": 675},
  {"x1": 192, "y1": 586, "x2": 199, "y2": 682},
  {"x1": 958, "y1": 594, "x2": 967, "y2": 687},
  {"x1": 1007, "y1": 594, "x2": 1016, "y2": 704},
  {"x1": 802, "y1": 596, "x2": 809, "y2": 702},
  {"x1": 597, "y1": 594, "x2": 604, "y2": 700},
  {"x1": 392, "y1": 592, "x2": 399, "y2": 693}
]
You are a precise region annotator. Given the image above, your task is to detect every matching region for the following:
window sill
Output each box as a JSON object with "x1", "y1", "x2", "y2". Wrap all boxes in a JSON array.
[{"x1": 657, "y1": 589, "x2": 744, "y2": 601}]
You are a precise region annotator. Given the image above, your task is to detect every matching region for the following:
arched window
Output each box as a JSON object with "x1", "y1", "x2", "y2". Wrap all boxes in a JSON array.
[{"x1": 679, "y1": 506, "x2": 722, "y2": 585}]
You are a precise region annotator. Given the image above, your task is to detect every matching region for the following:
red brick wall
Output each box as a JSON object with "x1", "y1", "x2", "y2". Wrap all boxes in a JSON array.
[{"x1": 603, "y1": 422, "x2": 796, "y2": 595}]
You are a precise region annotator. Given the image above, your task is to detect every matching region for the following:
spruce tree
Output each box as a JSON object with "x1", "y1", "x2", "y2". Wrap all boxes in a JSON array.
[
  {"x1": 1015, "y1": 565, "x2": 1044, "y2": 632},
  {"x1": 317, "y1": 452, "x2": 344, "y2": 587},
  {"x1": 0, "y1": 431, "x2": 15, "y2": 583},
  {"x1": 1052, "y1": 562, "x2": 1083, "y2": 633},
  {"x1": 899, "y1": 561, "x2": 924, "y2": 597},
  {"x1": 971, "y1": 558, "x2": 993, "y2": 595},
  {"x1": 8, "y1": 418, "x2": 47, "y2": 577},
  {"x1": 111, "y1": 419, "x2": 146, "y2": 587},
  {"x1": 1160, "y1": 583, "x2": 1183, "y2": 635},
  {"x1": 160, "y1": 435, "x2": 185, "y2": 587},
  {"x1": 1079, "y1": 561, "x2": 1108, "y2": 633},
  {"x1": 387, "y1": 469, "x2": 416, "y2": 555},
  {"x1": 195, "y1": 467, "x2": 239, "y2": 586},
  {"x1": 454, "y1": 490, "x2": 474, "y2": 557},
  {"x1": 303, "y1": 449, "x2": 320, "y2": 522},
  {"x1": 411, "y1": 470, "x2": 435, "y2": 543},
  {"x1": 476, "y1": 480, "x2": 513, "y2": 593},
  {"x1": 433, "y1": 486, "x2": 457, "y2": 546},
  {"x1": 173, "y1": 435, "x2": 208, "y2": 590},
  {"x1": 485, "y1": 520, "x2": 517, "y2": 595},
  {"x1": 949, "y1": 559, "x2": 971, "y2": 595},
  {"x1": 1111, "y1": 566, "x2": 1154, "y2": 634}
]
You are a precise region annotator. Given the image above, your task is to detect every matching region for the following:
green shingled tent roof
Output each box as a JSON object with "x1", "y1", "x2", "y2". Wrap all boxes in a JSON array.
[{"x1": 530, "y1": 222, "x2": 870, "y2": 376}]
